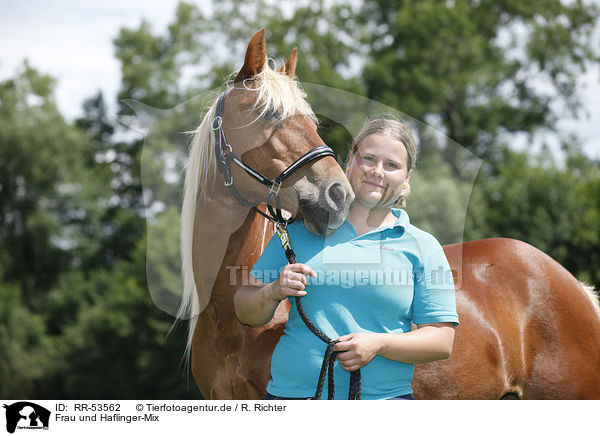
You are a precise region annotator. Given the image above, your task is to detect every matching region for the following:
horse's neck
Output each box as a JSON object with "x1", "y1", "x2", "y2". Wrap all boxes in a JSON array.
[{"x1": 209, "y1": 204, "x2": 274, "y2": 315}]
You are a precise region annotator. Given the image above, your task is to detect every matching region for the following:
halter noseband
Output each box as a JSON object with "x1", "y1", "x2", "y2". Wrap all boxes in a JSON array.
[{"x1": 211, "y1": 88, "x2": 336, "y2": 225}]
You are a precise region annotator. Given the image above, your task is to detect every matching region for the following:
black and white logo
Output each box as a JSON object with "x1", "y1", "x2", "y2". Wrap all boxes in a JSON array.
[{"x1": 3, "y1": 402, "x2": 50, "y2": 434}]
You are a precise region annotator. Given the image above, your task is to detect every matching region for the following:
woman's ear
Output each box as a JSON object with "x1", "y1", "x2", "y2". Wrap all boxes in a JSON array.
[{"x1": 345, "y1": 152, "x2": 355, "y2": 175}]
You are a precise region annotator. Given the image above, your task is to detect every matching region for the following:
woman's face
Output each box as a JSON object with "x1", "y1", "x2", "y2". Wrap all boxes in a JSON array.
[{"x1": 347, "y1": 132, "x2": 412, "y2": 209}]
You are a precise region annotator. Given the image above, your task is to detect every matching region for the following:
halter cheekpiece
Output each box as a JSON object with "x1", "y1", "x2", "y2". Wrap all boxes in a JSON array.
[{"x1": 211, "y1": 88, "x2": 336, "y2": 225}]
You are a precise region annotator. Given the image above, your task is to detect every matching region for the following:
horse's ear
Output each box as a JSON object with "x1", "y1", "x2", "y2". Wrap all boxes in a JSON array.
[
  {"x1": 282, "y1": 47, "x2": 297, "y2": 78},
  {"x1": 235, "y1": 28, "x2": 267, "y2": 83}
]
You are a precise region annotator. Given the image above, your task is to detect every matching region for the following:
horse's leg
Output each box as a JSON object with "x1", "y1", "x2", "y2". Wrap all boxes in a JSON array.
[
  {"x1": 191, "y1": 291, "x2": 269, "y2": 399},
  {"x1": 191, "y1": 300, "x2": 288, "y2": 399},
  {"x1": 191, "y1": 208, "x2": 288, "y2": 400},
  {"x1": 413, "y1": 289, "x2": 521, "y2": 399},
  {"x1": 191, "y1": 307, "x2": 230, "y2": 399},
  {"x1": 414, "y1": 240, "x2": 530, "y2": 399}
]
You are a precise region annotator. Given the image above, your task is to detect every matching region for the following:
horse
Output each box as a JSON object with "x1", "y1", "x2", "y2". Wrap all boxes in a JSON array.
[
  {"x1": 180, "y1": 29, "x2": 600, "y2": 399},
  {"x1": 179, "y1": 29, "x2": 354, "y2": 398}
]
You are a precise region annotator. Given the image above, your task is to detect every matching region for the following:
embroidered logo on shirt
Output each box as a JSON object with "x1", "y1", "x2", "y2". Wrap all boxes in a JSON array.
[{"x1": 380, "y1": 245, "x2": 395, "y2": 252}]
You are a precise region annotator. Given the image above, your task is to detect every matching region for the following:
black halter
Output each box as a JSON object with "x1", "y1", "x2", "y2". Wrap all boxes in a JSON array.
[{"x1": 211, "y1": 88, "x2": 336, "y2": 225}]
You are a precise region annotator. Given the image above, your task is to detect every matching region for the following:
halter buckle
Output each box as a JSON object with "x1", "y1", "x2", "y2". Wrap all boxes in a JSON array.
[
  {"x1": 222, "y1": 161, "x2": 233, "y2": 186},
  {"x1": 212, "y1": 116, "x2": 223, "y2": 130},
  {"x1": 222, "y1": 143, "x2": 233, "y2": 156}
]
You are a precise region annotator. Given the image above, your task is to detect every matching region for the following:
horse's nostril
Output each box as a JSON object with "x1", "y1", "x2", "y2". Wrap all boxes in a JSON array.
[{"x1": 326, "y1": 182, "x2": 346, "y2": 211}]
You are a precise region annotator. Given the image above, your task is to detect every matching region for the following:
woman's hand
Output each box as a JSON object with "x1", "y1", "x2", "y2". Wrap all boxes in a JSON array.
[
  {"x1": 267, "y1": 263, "x2": 316, "y2": 301},
  {"x1": 333, "y1": 333, "x2": 381, "y2": 372},
  {"x1": 234, "y1": 263, "x2": 316, "y2": 327}
]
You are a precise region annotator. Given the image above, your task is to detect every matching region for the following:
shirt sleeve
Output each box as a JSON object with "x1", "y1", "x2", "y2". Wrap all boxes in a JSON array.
[
  {"x1": 412, "y1": 235, "x2": 460, "y2": 326},
  {"x1": 249, "y1": 231, "x2": 288, "y2": 284}
]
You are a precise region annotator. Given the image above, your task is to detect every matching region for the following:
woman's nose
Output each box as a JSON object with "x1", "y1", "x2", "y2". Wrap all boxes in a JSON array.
[{"x1": 370, "y1": 161, "x2": 384, "y2": 177}]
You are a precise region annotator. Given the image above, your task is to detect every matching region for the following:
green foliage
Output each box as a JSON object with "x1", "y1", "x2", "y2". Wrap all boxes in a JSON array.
[
  {"x1": 465, "y1": 147, "x2": 600, "y2": 287},
  {"x1": 144, "y1": 207, "x2": 185, "y2": 316},
  {"x1": 0, "y1": 63, "x2": 94, "y2": 297},
  {"x1": 114, "y1": 2, "x2": 208, "y2": 112},
  {"x1": 360, "y1": 0, "x2": 599, "y2": 172},
  {"x1": 39, "y1": 261, "x2": 201, "y2": 399},
  {"x1": 0, "y1": 283, "x2": 49, "y2": 398},
  {"x1": 406, "y1": 152, "x2": 475, "y2": 245},
  {"x1": 0, "y1": 61, "x2": 199, "y2": 398}
]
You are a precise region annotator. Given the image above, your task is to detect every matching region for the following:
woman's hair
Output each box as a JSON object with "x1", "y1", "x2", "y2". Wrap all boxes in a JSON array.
[{"x1": 346, "y1": 116, "x2": 418, "y2": 207}]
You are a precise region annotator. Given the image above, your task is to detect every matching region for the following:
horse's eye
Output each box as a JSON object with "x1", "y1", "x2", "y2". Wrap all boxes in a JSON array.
[{"x1": 262, "y1": 108, "x2": 281, "y2": 121}]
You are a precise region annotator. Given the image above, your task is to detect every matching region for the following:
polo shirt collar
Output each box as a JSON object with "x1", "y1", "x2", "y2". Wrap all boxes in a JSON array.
[
  {"x1": 390, "y1": 208, "x2": 410, "y2": 230},
  {"x1": 344, "y1": 208, "x2": 409, "y2": 240}
]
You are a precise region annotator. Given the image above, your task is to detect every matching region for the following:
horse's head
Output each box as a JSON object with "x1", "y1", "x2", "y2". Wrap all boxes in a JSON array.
[
  {"x1": 179, "y1": 29, "x2": 356, "y2": 324},
  {"x1": 217, "y1": 29, "x2": 353, "y2": 235}
]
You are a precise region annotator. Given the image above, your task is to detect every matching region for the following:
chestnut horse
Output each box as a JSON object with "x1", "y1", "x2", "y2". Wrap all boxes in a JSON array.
[
  {"x1": 179, "y1": 29, "x2": 354, "y2": 398},
  {"x1": 180, "y1": 30, "x2": 600, "y2": 399}
]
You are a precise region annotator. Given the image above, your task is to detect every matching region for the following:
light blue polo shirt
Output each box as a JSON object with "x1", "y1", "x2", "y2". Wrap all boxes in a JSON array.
[{"x1": 250, "y1": 208, "x2": 459, "y2": 400}]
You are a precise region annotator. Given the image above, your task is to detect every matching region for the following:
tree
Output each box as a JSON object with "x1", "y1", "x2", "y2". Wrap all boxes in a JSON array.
[
  {"x1": 360, "y1": 0, "x2": 599, "y2": 176},
  {"x1": 465, "y1": 145, "x2": 600, "y2": 288},
  {"x1": 0, "y1": 281, "x2": 49, "y2": 398},
  {"x1": 75, "y1": 92, "x2": 145, "y2": 268},
  {"x1": 38, "y1": 251, "x2": 201, "y2": 399},
  {"x1": 0, "y1": 63, "x2": 96, "y2": 299}
]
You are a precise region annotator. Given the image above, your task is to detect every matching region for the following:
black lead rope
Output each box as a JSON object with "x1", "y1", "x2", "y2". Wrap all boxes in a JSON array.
[{"x1": 275, "y1": 224, "x2": 361, "y2": 400}]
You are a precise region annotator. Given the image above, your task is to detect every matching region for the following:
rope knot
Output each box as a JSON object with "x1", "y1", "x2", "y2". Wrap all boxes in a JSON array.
[{"x1": 309, "y1": 336, "x2": 361, "y2": 400}]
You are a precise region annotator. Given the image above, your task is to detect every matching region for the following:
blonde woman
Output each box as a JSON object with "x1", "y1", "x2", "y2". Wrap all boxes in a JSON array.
[{"x1": 235, "y1": 118, "x2": 459, "y2": 400}]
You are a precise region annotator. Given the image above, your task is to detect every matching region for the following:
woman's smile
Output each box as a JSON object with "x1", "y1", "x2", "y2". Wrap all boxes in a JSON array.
[{"x1": 362, "y1": 180, "x2": 385, "y2": 190}]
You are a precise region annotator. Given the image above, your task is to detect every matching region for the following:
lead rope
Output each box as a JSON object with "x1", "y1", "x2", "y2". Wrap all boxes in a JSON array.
[{"x1": 275, "y1": 223, "x2": 361, "y2": 400}]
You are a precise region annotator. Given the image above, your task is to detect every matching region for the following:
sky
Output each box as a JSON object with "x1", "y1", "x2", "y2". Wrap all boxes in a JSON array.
[{"x1": 1, "y1": 0, "x2": 598, "y2": 159}]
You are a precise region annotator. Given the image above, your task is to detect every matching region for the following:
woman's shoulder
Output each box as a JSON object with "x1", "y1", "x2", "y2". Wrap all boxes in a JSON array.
[
  {"x1": 401, "y1": 225, "x2": 448, "y2": 269},
  {"x1": 406, "y1": 223, "x2": 440, "y2": 243},
  {"x1": 395, "y1": 214, "x2": 444, "y2": 252}
]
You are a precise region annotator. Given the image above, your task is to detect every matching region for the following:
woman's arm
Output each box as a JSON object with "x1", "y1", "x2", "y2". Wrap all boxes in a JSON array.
[
  {"x1": 377, "y1": 323, "x2": 456, "y2": 363},
  {"x1": 333, "y1": 323, "x2": 456, "y2": 371},
  {"x1": 233, "y1": 263, "x2": 316, "y2": 326},
  {"x1": 233, "y1": 280, "x2": 281, "y2": 327}
]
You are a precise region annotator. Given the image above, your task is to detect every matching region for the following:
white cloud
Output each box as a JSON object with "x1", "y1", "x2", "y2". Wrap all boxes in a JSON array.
[{"x1": 0, "y1": 0, "x2": 182, "y2": 119}]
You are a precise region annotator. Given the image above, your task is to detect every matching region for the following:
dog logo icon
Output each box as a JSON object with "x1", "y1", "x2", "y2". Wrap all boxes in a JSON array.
[{"x1": 3, "y1": 402, "x2": 50, "y2": 433}]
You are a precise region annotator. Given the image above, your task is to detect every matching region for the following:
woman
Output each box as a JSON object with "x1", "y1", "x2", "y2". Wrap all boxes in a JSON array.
[{"x1": 234, "y1": 117, "x2": 459, "y2": 400}]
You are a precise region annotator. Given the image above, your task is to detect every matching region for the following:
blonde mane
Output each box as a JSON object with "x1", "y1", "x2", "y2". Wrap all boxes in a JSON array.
[
  {"x1": 178, "y1": 60, "x2": 316, "y2": 361},
  {"x1": 579, "y1": 281, "x2": 600, "y2": 318}
]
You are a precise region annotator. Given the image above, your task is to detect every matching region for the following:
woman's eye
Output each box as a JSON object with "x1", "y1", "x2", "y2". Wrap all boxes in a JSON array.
[
  {"x1": 363, "y1": 156, "x2": 374, "y2": 162},
  {"x1": 386, "y1": 162, "x2": 399, "y2": 169}
]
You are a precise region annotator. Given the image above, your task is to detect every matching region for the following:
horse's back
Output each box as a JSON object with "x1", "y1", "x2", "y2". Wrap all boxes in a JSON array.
[{"x1": 414, "y1": 238, "x2": 600, "y2": 399}]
